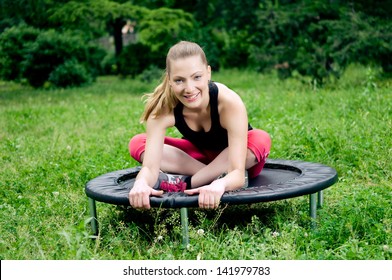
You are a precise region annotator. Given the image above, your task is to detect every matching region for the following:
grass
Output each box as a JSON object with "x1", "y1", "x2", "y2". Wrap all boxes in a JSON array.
[{"x1": 0, "y1": 65, "x2": 391, "y2": 260}]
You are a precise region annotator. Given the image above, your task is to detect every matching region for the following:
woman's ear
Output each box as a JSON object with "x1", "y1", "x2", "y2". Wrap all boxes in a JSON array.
[{"x1": 207, "y1": 65, "x2": 212, "y2": 80}]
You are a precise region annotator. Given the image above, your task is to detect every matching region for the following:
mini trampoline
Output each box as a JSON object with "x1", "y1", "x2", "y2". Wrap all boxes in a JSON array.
[{"x1": 85, "y1": 159, "x2": 338, "y2": 245}]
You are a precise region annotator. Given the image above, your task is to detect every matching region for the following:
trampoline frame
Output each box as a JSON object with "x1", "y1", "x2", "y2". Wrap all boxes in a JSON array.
[{"x1": 85, "y1": 159, "x2": 338, "y2": 246}]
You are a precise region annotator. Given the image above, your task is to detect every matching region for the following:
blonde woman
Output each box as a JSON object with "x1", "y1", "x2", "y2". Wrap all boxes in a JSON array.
[{"x1": 129, "y1": 41, "x2": 271, "y2": 210}]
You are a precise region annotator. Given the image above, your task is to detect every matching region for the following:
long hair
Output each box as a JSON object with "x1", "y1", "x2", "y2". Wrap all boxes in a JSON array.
[{"x1": 140, "y1": 41, "x2": 208, "y2": 122}]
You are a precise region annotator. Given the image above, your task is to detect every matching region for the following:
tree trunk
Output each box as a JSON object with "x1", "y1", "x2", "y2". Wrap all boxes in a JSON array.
[{"x1": 113, "y1": 18, "x2": 125, "y2": 57}]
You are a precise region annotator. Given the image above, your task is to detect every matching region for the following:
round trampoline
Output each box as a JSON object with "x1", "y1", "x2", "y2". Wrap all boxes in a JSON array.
[
  {"x1": 86, "y1": 159, "x2": 337, "y2": 208},
  {"x1": 85, "y1": 159, "x2": 338, "y2": 243}
]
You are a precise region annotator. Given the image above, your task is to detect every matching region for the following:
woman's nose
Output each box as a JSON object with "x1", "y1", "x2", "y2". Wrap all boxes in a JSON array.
[{"x1": 184, "y1": 81, "x2": 195, "y2": 92}]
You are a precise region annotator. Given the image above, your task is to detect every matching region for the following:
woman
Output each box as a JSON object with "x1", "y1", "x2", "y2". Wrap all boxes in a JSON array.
[{"x1": 129, "y1": 41, "x2": 271, "y2": 210}]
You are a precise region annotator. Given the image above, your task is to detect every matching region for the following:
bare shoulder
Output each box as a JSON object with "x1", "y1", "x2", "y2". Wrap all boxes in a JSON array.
[
  {"x1": 146, "y1": 111, "x2": 175, "y2": 130},
  {"x1": 214, "y1": 82, "x2": 248, "y2": 129},
  {"x1": 215, "y1": 82, "x2": 245, "y2": 109}
]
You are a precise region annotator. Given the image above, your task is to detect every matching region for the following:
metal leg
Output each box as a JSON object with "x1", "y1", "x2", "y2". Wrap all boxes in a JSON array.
[
  {"x1": 309, "y1": 193, "x2": 317, "y2": 229},
  {"x1": 317, "y1": 191, "x2": 323, "y2": 208},
  {"x1": 88, "y1": 197, "x2": 99, "y2": 236},
  {"x1": 180, "y1": 207, "x2": 189, "y2": 247}
]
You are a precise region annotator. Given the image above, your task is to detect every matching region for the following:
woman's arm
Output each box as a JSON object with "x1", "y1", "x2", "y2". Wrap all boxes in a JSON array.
[
  {"x1": 128, "y1": 114, "x2": 175, "y2": 209},
  {"x1": 184, "y1": 83, "x2": 249, "y2": 208},
  {"x1": 217, "y1": 83, "x2": 249, "y2": 191}
]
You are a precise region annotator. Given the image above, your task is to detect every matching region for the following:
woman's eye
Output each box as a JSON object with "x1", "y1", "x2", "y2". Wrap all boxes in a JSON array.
[
  {"x1": 195, "y1": 75, "x2": 201, "y2": 80},
  {"x1": 174, "y1": 79, "x2": 183, "y2": 84}
]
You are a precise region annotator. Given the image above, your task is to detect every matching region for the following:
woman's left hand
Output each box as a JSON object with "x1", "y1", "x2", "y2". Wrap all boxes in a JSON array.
[{"x1": 184, "y1": 180, "x2": 225, "y2": 209}]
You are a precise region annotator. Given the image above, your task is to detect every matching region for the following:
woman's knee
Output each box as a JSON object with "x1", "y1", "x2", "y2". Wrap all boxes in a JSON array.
[
  {"x1": 246, "y1": 129, "x2": 272, "y2": 177},
  {"x1": 129, "y1": 133, "x2": 147, "y2": 162},
  {"x1": 248, "y1": 129, "x2": 271, "y2": 158}
]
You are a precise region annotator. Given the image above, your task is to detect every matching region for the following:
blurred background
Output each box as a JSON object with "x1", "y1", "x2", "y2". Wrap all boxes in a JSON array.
[{"x1": 0, "y1": 0, "x2": 391, "y2": 88}]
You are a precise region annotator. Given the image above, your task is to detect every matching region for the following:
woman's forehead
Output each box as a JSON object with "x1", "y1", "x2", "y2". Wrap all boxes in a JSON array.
[{"x1": 169, "y1": 55, "x2": 206, "y2": 76}]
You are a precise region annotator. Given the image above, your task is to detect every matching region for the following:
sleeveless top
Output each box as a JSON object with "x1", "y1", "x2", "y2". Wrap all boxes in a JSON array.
[{"x1": 174, "y1": 82, "x2": 252, "y2": 151}]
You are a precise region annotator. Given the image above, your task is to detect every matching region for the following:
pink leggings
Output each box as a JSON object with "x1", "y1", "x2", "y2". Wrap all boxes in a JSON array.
[{"x1": 129, "y1": 129, "x2": 271, "y2": 178}]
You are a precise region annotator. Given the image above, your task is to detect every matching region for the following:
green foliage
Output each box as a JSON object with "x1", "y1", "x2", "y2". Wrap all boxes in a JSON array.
[
  {"x1": 0, "y1": 24, "x2": 39, "y2": 81},
  {"x1": 114, "y1": 7, "x2": 196, "y2": 76},
  {"x1": 325, "y1": 11, "x2": 392, "y2": 75},
  {"x1": 48, "y1": 59, "x2": 92, "y2": 88},
  {"x1": 100, "y1": 52, "x2": 118, "y2": 75},
  {"x1": 22, "y1": 29, "x2": 104, "y2": 88},
  {"x1": 138, "y1": 7, "x2": 195, "y2": 53},
  {"x1": 0, "y1": 0, "x2": 61, "y2": 32},
  {"x1": 193, "y1": 26, "x2": 225, "y2": 71},
  {"x1": 117, "y1": 42, "x2": 160, "y2": 77},
  {"x1": 247, "y1": 0, "x2": 392, "y2": 84},
  {"x1": 49, "y1": 0, "x2": 148, "y2": 38},
  {"x1": 0, "y1": 25, "x2": 106, "y2": 88},
  {"x1": 1, "y1": 0, "x2": 391, "y2": 86},
  {"x1": 138, "y1": 64, "x2": 164, "y2": 83}
]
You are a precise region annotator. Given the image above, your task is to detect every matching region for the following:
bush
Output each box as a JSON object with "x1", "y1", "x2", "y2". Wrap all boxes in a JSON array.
[
  {"x1": 138, "y1": 64, "x2": 163, "y2": 83},
  {"x1": 101, "y1": 52, "x2": 117, "y2": 75},
  {"x1": 325, "y1": 11, "x2": 392, "y2": 77},
  {"x1": 48, "y1": 59, "x2": 92, "y2": 88},
  {"x1": 0, "y1": 25, "x2": 106, "y2": 88},
  {"x1": 22, "y1": 30, "x2": 105, "y2": 88},
  {"x1": 0, "y1": 24, "x2": 39, "y2": 81},
  {"x1": 244, "y1": 1, "x2": 392, "y2": 84},
  {"x1": 138, "y1": 7, "x2": 195, "y2": 54},
  {"x1": 85, "y1": 44, "x2": 107, "y2": 78},
  {"x1": 117, "y1": 42, "x2": 159, "y2": 77}
]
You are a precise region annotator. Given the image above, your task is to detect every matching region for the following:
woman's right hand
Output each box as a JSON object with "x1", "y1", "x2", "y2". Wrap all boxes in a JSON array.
[{"x1": 128, "y1": 179, "x2": 163, "y2": 209}]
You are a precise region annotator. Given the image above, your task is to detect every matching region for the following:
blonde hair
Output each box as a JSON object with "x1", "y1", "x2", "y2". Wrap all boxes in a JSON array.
[{"x1": 140, "y1": 41, "x2": 208, "y2": 122}]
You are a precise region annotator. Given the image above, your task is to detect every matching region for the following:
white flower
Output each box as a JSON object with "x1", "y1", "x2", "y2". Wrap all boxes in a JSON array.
[
  {"x1": 52, "y1": 191, "x2": 59, "y2": 196},
  {"x1": 272, "y1": 231, "x2": 280, "y2": 238},
  {"x1": 197, "y1": 229, "x2": 205, "y2": 236},
  {"x1": 156, "y1": 235, "x2": 163, "y2": 241}
]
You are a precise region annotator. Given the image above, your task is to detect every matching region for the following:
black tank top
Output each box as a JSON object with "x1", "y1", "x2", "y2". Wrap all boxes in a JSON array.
[{"x1": 174, "y1": 82, "x2": 252, "y2": 151}]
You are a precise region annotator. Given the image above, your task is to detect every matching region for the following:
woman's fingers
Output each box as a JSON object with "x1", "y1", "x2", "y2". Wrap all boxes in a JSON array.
[{"x1": 129, "y1": 186, "x2": 164, "y2": 209}]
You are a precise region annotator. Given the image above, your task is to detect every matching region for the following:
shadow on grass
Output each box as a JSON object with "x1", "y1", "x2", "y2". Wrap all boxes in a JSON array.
[{"x1": 106, "y1": 199, "x2": 308, "y2": 242}]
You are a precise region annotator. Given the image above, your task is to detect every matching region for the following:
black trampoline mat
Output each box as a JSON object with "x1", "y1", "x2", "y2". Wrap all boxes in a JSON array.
[
  {"x1": 249, "y1": 167, "x2": 301, "y2": 187},
  {"x1": 85, "y1": 159, "x2": 338, "y2": 208}
]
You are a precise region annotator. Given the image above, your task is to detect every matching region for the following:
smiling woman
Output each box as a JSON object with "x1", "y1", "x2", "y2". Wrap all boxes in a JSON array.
[{"x1": 128, "y1": 41, "x2": 271, "y2": 210}]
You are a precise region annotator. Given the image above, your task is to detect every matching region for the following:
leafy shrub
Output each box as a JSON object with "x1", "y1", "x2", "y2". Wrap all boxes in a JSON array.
[
  {"x1": 117, "y1": 42, "x2": 159, "y2": 77},
  {"x1": 192, "y1": 26, "x2": 225, "y2": 71},
  {"x1": 101, "y1": 52, "x2": 117, "y2": 75},
  {"x1": 325, "y1": 11, "x2": 392, "y2": 77},
  {"x1": 48, "y1": 59, "x2": 92, "y2": 88},
  {"x1": 22, "y1": 30, "x2": 105, "y2": 88},
  {"x1": 242, "y1": 1, "x2": 391, "y2": 84},
  {"x1": 0, "y1": 25, "x2": 106, "y2": 88},
  {"x1": 85, "y1": 44, "x2": 107, "y2": 78},
  {"x1": 0, "y1": 24, "x2": 39, "y2": 81},
  {"x1": 138, "y1": 64, "x2": 163, "y2": 83},
  {"x1": 138, "y1": 7, "x2": 195, "y2": 54}
]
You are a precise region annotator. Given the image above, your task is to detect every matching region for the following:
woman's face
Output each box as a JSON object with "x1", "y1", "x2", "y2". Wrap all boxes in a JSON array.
[{"x1": 168, "y1": 55, "x2": 211, "y2": 109}]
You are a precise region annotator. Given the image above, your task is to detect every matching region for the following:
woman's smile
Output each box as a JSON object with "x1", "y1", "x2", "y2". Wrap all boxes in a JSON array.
[{"x1": 183, "y1": 91, "x2": 201, "y2": 102}]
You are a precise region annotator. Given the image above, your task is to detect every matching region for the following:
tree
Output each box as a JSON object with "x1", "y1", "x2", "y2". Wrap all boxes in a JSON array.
[
  {"x1": 138, "y1": 7, "x2": 195, "y2": 53},
  {"x1": 49, "y1": 0, "x2": 148, "y2": 57},
  {"x1": 0, "y1": 0, "x2": 65, "y2": 31}
]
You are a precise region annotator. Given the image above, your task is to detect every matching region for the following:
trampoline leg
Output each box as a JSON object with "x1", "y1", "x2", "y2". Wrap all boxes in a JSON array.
[
  {"x1": 317, "y1": 191, "x2": 323, "y2": 208},
  {"x1": 180, "y1": 207, "x2": 189, "y2": 248},
  {"x1": 309, "y1": 193, "x2": 317, "y2": 229},
  {"x1": 88, "y1": 197, "x2": 99, "y2": 236}
]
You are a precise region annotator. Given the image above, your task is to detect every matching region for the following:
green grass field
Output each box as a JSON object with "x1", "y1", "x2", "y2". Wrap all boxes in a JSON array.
[{"x1": 0, "y1": 65, "x2": 391, "y2": 260}]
